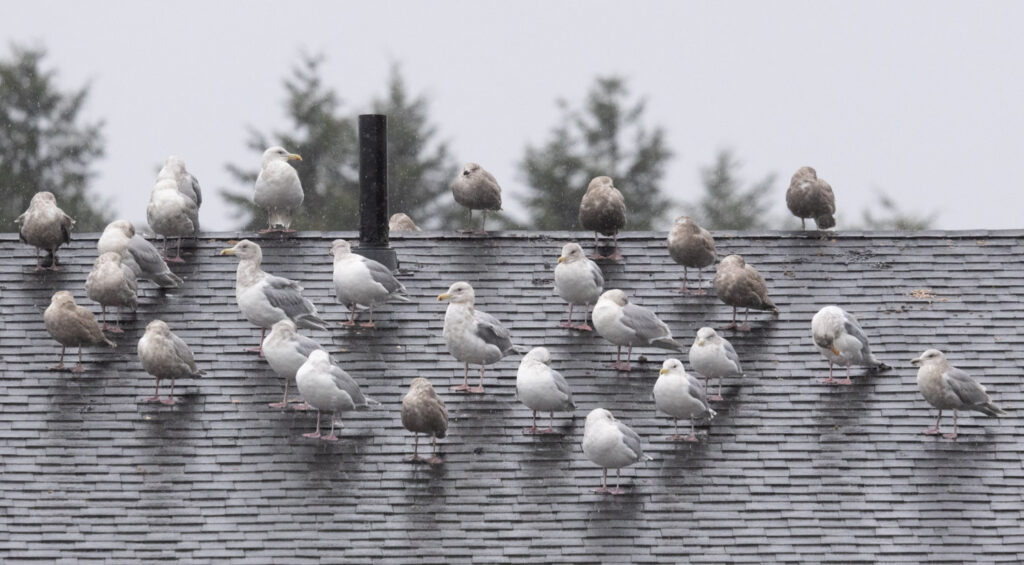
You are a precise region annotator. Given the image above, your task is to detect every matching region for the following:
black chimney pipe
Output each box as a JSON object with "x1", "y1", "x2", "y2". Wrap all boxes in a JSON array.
[{"x1": 357, "y1": 114, "x2": 397, "y2": 270}]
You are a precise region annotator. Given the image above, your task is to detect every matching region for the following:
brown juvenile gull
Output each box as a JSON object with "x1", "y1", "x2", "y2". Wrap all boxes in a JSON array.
[
  {"x1": 388, "y1": 213, "x2": 421, "y2": 232},
  {"x1": 912, "y1": 349, "x2": 1007, "y2": 440},
  {"x1": 554, "y1": 242, "x2": 604, "y2": 331},
  {"x1": 137, "y1": 319, "x2": 205, "y2": 405},
  {"x1": 157, "y1": 155, "x2": 202, "y2": 208},
  {"x1": 15, "y1": 191, "x2": 75, "y2": 271},
  {"x1": 254, "y1": 146, "x2": 304, "y2": 234},
  {"x1": 438, "y1": 281, "x2": 516, "y2": 393},
  {"x1": 653, "y1": 358, "x2": 717, "y2": 442},
  {"x1": 330, "y1": 239, "x2": 409, "y2": 328},
  {"x1": 295, "y1": 350, "x2": 377, "y2": 441},
  {"x1": 220, "y1": 240, "x2": 327, "y2": 354},
  {"x1": 811, "y1": 306, "x2": 891, "y2": 385},
  {"x1": 401, "y1": 377, "x2": 449, "y2": 464},
  {"x1": 97, "y1": 220, "x2": 182, "y2": 289},
  {"x1": 592, "y1": 289, "x2": 683, "y2": 372},
  {"x1": 261, "y1": 319, "x2": 325, "y2": 410},
  {"x1": 147, "y1": 176, "x2": 199, "y2": 262},
  {"x1": 713, "y1": 254, "x2": 778, "y2": 332},
  {"x1": 451, "y1": 162, "x2": 502, "y2": 234},
  {"x1": 786, "y1": 166, "x2": 836, "y2": 230},
  {"x1": 667, "y1": 216, "x2": 716, "y2": 294},
  {"x1": 516, "y1": 347, "x2": 576, "y2": 435},
  {"x1": 85, "y1": 251, "x2": 138, "y2": 334},
  {"x1": 44, "y1": 291, "x2": 116, "y2": 373},
  {"x1": 582, "y1": 408, "x2": 652, "y2": 495},
  {"x1": 579, "y1": 176, "x2": 627, "y2": 261},
  {"x1": 688, "y1": 327, "x2": 743, "y2": 401}
]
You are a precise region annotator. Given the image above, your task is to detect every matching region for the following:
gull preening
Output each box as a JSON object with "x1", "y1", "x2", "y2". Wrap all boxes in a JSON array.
[
  {"x1": 147, "y1": 172, "x2": 199, "y2": 263},
  {"x1": 582, "y1": 408, "x2": 651, "y2": 495},
  {"x1": 295, "y1": 350, "x2": 377, "y2": 441},
  {"x1": 912, "y1": 349, "x2": 1006, "y2": 439},
  {"x1": 438, "y1": 281, "x2": 516, "y2": 393},
  {"x1": 516, "y1": 347, "x2": 576, "y2": 435},
  {"x1": 653, "y1": 358, "x2": 717, "y2": 442},
  {"x1": 401, "y1": 378, "x2": 448, "y2": 464},
  {"x1": 451, "y1": 162, "x2": 502, "y2": 234},
  {"x1": 553, "y1": 242, "x2": 604, "y2": 331},
  {"x1": 85, "y1": 251, "x2": 138, "y2": 333},
  {"x1": 137, "y1": 320, "x2": 204, "y2": 405},
  {"x1": 713, "y1": 254, "x2": 778, "y2": 332},
  {"x1": 811, "y1": 306, "x2": 891, "y2": 385},
  {"x1": 157, "y1": 156, "x2": 202, "y2": 210},
  {"x1": 254, "y1": 146, "x2": 304, "y2": 234},
  {"x1": 689, "y1": 327, "x2": 743, "y2": 401},
  {"x1": 592, "y1": 289, "x2": 683, "y2": 372},
  {"x1": 786, "y1": 166, "x2": 836, "y2": 230},
  {"x1": 330, "y1": 239, "x2": 409, "y2": 328},
  {"x1": 43, "y1": 291, "x2": 116, "y2": 373},
  {"x1": 667, "y1": 216, "x2": 716, "y2": 294},
  {"x1": 15, "y1": 191, "x2": 74, "y2": 271},
  {"x1": 579, "y1": 176, "x2": 627, "y2": 260},
  {"x1": 97, "y1": 220, "x2": 182, "y2": 289},
  {"x1": 262, "y1": 319, "x2": 326, "y2": 410}
]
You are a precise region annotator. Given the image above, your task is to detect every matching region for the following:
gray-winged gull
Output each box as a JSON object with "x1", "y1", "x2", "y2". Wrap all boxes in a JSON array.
[
  {"x1": 592, "y1": 289, "x2": 683, "y2": 372},
  {"x1": 389, "y1": 213, "x2": 421, "y2": 232},
  {"x1": 786, "y1": 166, "x2": 836, "y2": 230},
  {"x1": 667, "y1": 216, "x2": 716, "y2": 294},
  {"x1": 137, "y1": 319, "x2": 205, "y2": 405},
  {"x1": 653, "y1": 358, "x2": 717, "y2": 442},
  {"x1": 220, "y1": 239, "x2": 327, "y2": 354},
  {"x1": 438, "y1": 281, "x2": 516, "y2": 393},
  {"x1": 554, "y1": 242, "x2": 604, "y2": 331},
  {"x1": 516, "y1": 347, "x2": 576, "y2": 435},
  {"x1": 15, "y1": 191, "x2": 74, "y2": 271},
  {"x1": 295, "y1": 350, "x2": 377, "y2": 441},
  {"x1": 401, "y1": 377, "x2": 448, "y2": 464},
  {"x1": 254, "y1": 146, "x2": 304, "y2": 234},
  {"x1": 98, "y1": 220, "x2": 182, "y2": 289},
  {"x1": 689, "y1": 327, "x2": 743, "y2": 401},
  {"x1": 912, "y1": 349, "x2": 1007, "y2": 439},
  {"x1": 44, "y1": 291, "x2": 116, "y2": 373},
  {"x1": 451, "y1": 162, "x2": 502, "y2": 234},
  {"x1": 262, "y1": 319, "x2": 326, "y2": 410},
  {"x1": 579, "y1": 176, "x2": 627, "y2": 260},
  {"x1": 157, "y1": 155, "x2": 202, "y2": 208},
  {"x1": 812, "y1": 305, "x2": 891, "y2": 385},
  {"x1": 147, "y1": 176, "x2": 199, "y2": 263},
  {"x1": 582, "y1": 408, "x2": 652, "y2": 495},
  {"x1": 85, "y1": 251, "x2": 138, "y2": 333},
  {"x1": 713, "y1": 254, "x2": 778, "y2": 332},
  {"x1": 330, "y1": 239, "x2": 409, "y2": 328}
]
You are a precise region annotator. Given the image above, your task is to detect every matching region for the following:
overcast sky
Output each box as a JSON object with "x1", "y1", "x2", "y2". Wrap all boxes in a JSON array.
[{"x1": 3, "y1": 0, "x2": 1022, "y2": 231}]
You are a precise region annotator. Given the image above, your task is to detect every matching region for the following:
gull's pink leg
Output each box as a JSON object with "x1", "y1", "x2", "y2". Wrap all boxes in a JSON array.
[
  {"x1": 303, "y1": 410, "x2": 323, "y2": 439},
  {"x1": 820, "y1": 360, "x2": 837, "y2": 384},
  {"x1": 523, "y1": 410, "x2": 540, "y2": 435},
  {"x1": 359, "y1": 307, "x2": 376, "y2": 328},
  {"x1": 160, "y1": 378, "x2": 176, "y2": 405},
  {"x1": 452, "y1": 362, "x2": 472, "y2": 392},
  {"x1": 607, "y1": 469, "x2": 625, "y2": 495},
  {"x1": 321, "y1": 413, "x2": 339, "y2": 441},
  {"x1": 923, "y1": 410, "x2": 943, "y2": 435},
  {"x1": 837, "y1": 364, "x2": 853, "y2": 385},
  {"x1": 70, "y1": 346, "x2": 86, "y2": 374},
  {"x1": 593, "y1": 468, "x2": 610, "y2": 494},
  {"x1": 245, "y1": 329, "x2": 266, "y2": 355},
  {"x1": 560, "y1": 303, "x2": 575, "y2": 329},
  {"x1": 943, "y1": 411, "x2": 959, "y2": 439},
  {"x1": 426, "y1": 435, "x2": 443, "y2": 465},
  {"x1": 144, "y1": 379, "x2": 162, "y2": 403},
  {"x1": 269, "y1": 377, "x2": 289, "y2": 409},
  {"x1": 467, "y1": 366, "x2": 486, "y2": 394},
  {"x1": 50, "y1": 346, "x2": 67, "y2": 371}
]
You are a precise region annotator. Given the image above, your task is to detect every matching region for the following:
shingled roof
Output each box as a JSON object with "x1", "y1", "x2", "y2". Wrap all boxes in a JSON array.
[{"x1": 1, "y1": 229, "x2": 1022, "y2": 563}]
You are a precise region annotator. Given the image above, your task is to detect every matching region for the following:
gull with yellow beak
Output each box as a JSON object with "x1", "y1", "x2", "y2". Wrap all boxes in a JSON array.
[
  {"x1": 811, "y1": 305, "x2": 890, "y2": 385},
  {"x1": 911, "y1": 348, "x2": 1006, "y2": 439},
  {"x1": 688, "y1": 327, "x2": 742, "y2": 401},
  {"x1": 438, "y1": 281, "x2": 516, "y2": 393},
  {"x1": 553, "y1": 242, "x2": 604, "y2": 331},
  {"x1": 653, "y1": 359, "x2": 716, "y2": 442},
  {"x1": 254, "y1": 146, "x2": 304, "y2": 234}
]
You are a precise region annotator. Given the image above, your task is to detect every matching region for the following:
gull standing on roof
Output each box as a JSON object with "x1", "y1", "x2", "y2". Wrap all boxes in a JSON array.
[
  {"x1": 912, "y1": 349, "x2": 1007, "y2": 439},
  {"x1": 254, "y1": 146, "x2": 304, "y2": 234},
  {"x1": 554, "y1": 242, "x2": 604, "y2": 331},
  {"x1": 220, "y1": 240, "x2": 326, "y2": 354},
  {"x1": 401, "y1": 378, "x2": 448, "y2": 464},
  {"x1": 653, "y1": 358, "x2": 717, "y2": 442},
  {"x1": 98, "y1": 220, "x2": 182, "y2": 289},
  {"x1": 138, "y1": 320, "x2": 204, "y2": 405},
  {"x1": 667, "y1": 216, "x2": 716, "y2": 294},
  {"x1": 812, "y1": 306, "x2": 891, "y2": 385},
  {"x1": 157, "y1": 156, "x2": 202, "y2": 210},
  {"x1": 295, "y1": 350, "x2": 377, "y2": 441},
  {"x1": 516, "y1": 347, "x2": 576, "y2": 435},
  {"x1": 582, "y1": 408, "x2": 652, "y2": 495},
  {"x1": 85, "y1": 251, "x2": 138, "y2": 333},
  {"x1": 786, "y1": 166, "x2": 836, "y2": 230},
  {"x1": 451, "y1": 162, "x2": 502, "y2": 234},
  {"x1": 15, "y1": 191, "x2": 74, "y2": 271},
  {"x1": 262, "y1": 319, "x2": 326, "y2": 410},
  {"x1": 713, "y1": 254, "x2": 778, "y2": 332},
  {"x1": 579, "y1": 176, "x2": 627, "y2": 260},
  {"x1": 147, "y1": 175, "x2": 199, "y2": 263},
  {"x1": 389, "y1": 213, "x2": 421, "y2": 232},
  {"x1": 592, "y1": 289, "x2": 683, "y2": 372},
  {"x1": 438, "y1": 281, "x2": 516, "y2": 393},
  {"x1": 330, "y1": 239, "x2": 409, "y2": 328},
  {"x1": 689, "y1": 327, "x2": 743, "y2": 401},
  {"x1": 44, "y1": 291, "x2": 116, "y2": 373}
]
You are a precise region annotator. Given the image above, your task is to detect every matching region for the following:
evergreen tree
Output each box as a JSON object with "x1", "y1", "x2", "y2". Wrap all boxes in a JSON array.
[
  {"x1": 0, "y1": 45, "x2": 111, "y2": 231},
  {"x1": 861, "y1": 192, "x2": 935, "y2": 231},
  {"x1": 693, "y1": 149, "x2": 775, "y2": 230},
  {"x1": 519, "y1": 77, "x2": 672, "y2": 230}
]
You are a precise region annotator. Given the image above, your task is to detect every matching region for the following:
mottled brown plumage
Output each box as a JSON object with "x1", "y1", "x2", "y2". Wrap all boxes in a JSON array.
[
  {"x1": 666, "y1": 216, "x2": 716, "y2": 294},
  {"x1": 579, "y1": 176, "x2": 627, "y2": 260},
  {"x1": 43, "y1": 291, "x2": 116, "y2": 373},
  {"x1": 15, "y1": 191, "x2": 75, "y2": 270},
  {"x1": 713, "y1": 255, "x2": 778, "y2": 331},
  {"x1": 401, "y1": 378, "x2": 448, "y2": 464},
  {"x1": 451, "y1": 163, "x2": 502, "y2": 234},
  {"x1": 786, "y1": 166, "x2": 836, "y2": 230},
  {"x1": 85, "y1": 251, "x2": 138, "y2": 333}
]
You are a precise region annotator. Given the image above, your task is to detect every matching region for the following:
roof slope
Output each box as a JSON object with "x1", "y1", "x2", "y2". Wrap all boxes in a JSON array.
[{"x1": 1, "y1": 230, "x2": 1023, "y2": 563}]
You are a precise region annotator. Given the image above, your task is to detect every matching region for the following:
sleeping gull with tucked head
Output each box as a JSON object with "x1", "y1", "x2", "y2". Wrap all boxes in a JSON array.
[
  {"x1": 220, "y1": 239, "x2": 326, "y2": 354},
  {"x1": 912, "y1": 349, "x2": 1006, "y2": 440},
  {"x1": 579, "y1": 176, "x2": 627, "y2": 260},
  {"x1": 811, "y1": 306, "x2": 891, "y2": 385},
  {"x1": 401, "y1": 378, "x2": 448, "y2": 464},
  {"x1": 16, "y1": 191, "x2": 75, "y2": 271},
  {"x1": 44, "y1": 291, "x2": 116, "y2": 373},
  {"x1": 786, "y1": 166, "x2": 836, "y2": 230},
  {"x1": 97, "y1": 220, "x2": 182, "y2": 289},
  {"x1": 516, "y1": 347, "x2": 576, "y2": 435},
  {"x1": 451, "y1": 162, "x2": 502, "y2": 234},
  {"x1": 295, "y1": 350, "x2": 377, "y2": 441},
  {"x1": 689, "y1": 327, "x2": 743, "y2": 401},
  {"x1": 85, "y1": 251, "x2": 138, "y2": 333},
  {"x1": 137, "y1": 320, "x2": 205, "y2": 405},
  {"x1": 254, "y1": 146, "x2": 304, "y2": 234},
  {"x1": 554, "y1": 242, "x2": 604, "y2": 331},
  {"x1": 592, "y1": 289, "x2": 683, "y2": 372},
  {"x1": 438, "y1": 281, "x2": 516, "y2": 393},
  {"x1": 582, "y1": 408, "x2": 652, "y2": 495},
  {"x1": 330, "y1": 239, "x2": 409, "y2": 328},
  {"x1": 262, "y1": 319, "x2": 326, "y2": 410},
  {"x1": 653, "y1": 358, "x2": 717, "y2": 442},
  {"x1": 667, "y1": 216, "x2": 716, "y2": 294}
]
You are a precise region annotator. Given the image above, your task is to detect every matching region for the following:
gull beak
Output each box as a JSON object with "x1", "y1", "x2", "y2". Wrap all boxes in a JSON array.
[
  {"x1": 910, "y1": 357, "x2": 922, "y2": 366},
  {"x1": 219, "y1": 248, "x2": 236, "y2": 256},
  {"x1": 287, "y1": 153, "x2": 303, "y2": 161},
  {"x1": 698, "y1": 340, "x2": 705, "y2": 346},
  {"x1": 438, "y1": 293, "x2": 451, "y2": 301},
  {"x1": 659, "y1": 368, "x2": 668, "y2": 375},
  {"x1": 557, "y1": 256, "x2": 565, "y2": 263},
  {"x1": 831, "y1": 346, "x2": 841, "y2": 356}
]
